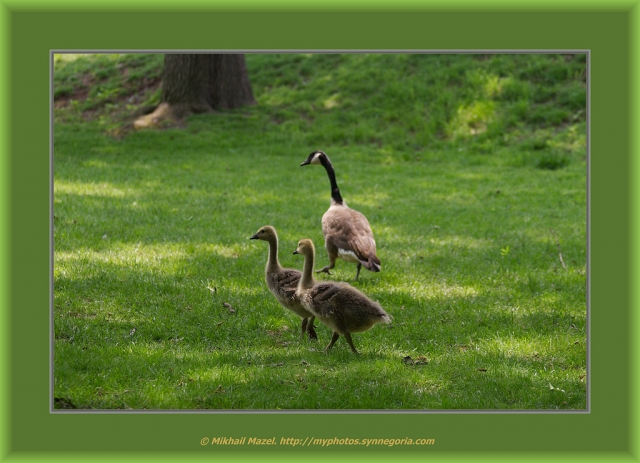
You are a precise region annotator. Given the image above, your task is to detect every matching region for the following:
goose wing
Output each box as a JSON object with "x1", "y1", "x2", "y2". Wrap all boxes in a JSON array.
[
  {"x1": 309, "y1": 281, "x2": 346, "y2": 306},
  {"x1": 322, "y1": 206, "x2": 379, "y2": 265},
  {"x1": 274, "y1": 268, "x2": 302, "y2": 299}
]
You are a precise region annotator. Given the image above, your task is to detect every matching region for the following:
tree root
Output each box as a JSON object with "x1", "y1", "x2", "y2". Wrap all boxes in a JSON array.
[
  {"x1": 133, "y1": 102, "x2": 175, "y2": 129},
  {"x1": 133, "y1": 102, "x2": 212, "y2": 129}
]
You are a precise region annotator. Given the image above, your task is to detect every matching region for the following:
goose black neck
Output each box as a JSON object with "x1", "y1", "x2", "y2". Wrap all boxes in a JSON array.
[{"x1": 319, "y1": 155, "x2": 343, "y2": 204}]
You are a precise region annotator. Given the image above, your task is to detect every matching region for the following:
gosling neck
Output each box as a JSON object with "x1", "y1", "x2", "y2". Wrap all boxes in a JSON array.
[
  {"x1": 299, "y1": 248, "x2": 316, "y2": 290},
  {"x1": 319, "y1": 155, "x2": 344, "y2": 205},
  {"x1": 265, "y1": 235, "x2": 282, "y2": 274}
]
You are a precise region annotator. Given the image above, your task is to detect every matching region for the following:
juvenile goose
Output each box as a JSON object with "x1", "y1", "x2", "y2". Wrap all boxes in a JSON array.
[
  {"x1": 293, "y1": 238, "x2": 392, "y2": 354},
  {"x1": 250, "y1": 226, "x2": 317, "y2": 340},
  {"x1": 300, "y1": 150, "x2": 380, "y2": 281}
]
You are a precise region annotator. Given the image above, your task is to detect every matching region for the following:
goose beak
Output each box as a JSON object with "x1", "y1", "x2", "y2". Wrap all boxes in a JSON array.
[
  {"x1": 249, "y1": 233, "x2": 259, "y2": 240},
  {"x1": 293, "y1": 250, "x2": 300, "y2": 255},
  {"x1": 300, "y1": 160, "x2": 310, "y2": 166}
]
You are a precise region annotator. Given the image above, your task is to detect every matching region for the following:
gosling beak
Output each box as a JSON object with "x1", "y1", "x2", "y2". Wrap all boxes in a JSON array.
[
  {"x1": 249, "y1": 234, "x2": 259, "y2": 240},
  {"x1": 293, "y1": 250, "x2": 300, "y2": 255},
  {"x1": 300, "y1": 159, "x2": 310, "y2": 167}
]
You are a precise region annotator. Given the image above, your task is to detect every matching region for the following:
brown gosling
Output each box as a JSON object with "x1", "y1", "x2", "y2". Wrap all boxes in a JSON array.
[
  {"x1": 293, "y1": 238, "x2": 392, "y2": 354},
  {"x1": 250, "y1": 226, "x2": 317, "y2": 340},
  {"x1": 300, "y1": 150, "x2": 381, "y2": 281}
]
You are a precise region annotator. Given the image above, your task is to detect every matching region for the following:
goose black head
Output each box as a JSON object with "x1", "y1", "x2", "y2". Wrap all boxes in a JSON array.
[{"x1": 300, "y1": 150, "x2": 326, "y2": 167}]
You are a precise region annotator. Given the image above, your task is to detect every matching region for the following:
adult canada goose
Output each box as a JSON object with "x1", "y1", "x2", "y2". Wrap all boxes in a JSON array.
[
  {"x1": 300, "y1": 150, "x2": 380, "y2": 281},
  {"x1": 250, "y1": 226, "x2": 317, "y2": 340},
  {"x1": 293, "y1": 238, "x2": 391, "y2": 354}
]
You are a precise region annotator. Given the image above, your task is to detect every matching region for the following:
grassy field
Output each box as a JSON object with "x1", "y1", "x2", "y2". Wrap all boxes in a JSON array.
[{"x1": 53, "y1": 53, "x2": 587, "y2": 410}]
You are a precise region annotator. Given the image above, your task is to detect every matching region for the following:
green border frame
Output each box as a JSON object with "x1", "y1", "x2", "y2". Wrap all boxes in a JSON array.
[{"x1": 1, "y1": 0, "x2": 638, "y2": 461}]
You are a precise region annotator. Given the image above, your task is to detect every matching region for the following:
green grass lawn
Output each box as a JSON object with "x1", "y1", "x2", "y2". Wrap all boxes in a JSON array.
[{"x1": 53, "y1": 53, "x2": 587, "y2": 410}]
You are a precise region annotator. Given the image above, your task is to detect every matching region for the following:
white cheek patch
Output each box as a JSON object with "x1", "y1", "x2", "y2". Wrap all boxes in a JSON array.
[
  {"x1": 338, "y1": 248, "x2": 360, "y2": 263},
  {"x1": 311, "y1": 153, "x2": 322, "y2": 164}
]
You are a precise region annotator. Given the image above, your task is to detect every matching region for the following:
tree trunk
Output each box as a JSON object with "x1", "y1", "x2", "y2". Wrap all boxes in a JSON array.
[
  {"x1": 162, "y1": 54, "x2": 214, "y2": 117},
  {"x1": 134, "y1": 53, "x2": 256, "y2": 129},
  {"x1": 209, "y1": 54, "x2": 256, "y2": 109}
]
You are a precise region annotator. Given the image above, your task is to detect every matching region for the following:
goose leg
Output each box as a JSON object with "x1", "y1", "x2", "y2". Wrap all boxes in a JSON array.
[
  {"x1": 355, "y1": 263, "x2": 362, "y2": 281},
  {"x1": 306, "y1": 316, "x2": 318, "y2": 340},
  {"x1": 316, "y1": 252, "x2": 336, "y2": 275},
  {"x1": 300, "y1": 317, "x2": 318, "y2": 340},
  {"x1": 315, "y1": 264, "x2": 334, "y2": 275},
  {"x1": 324, "y1": 332, "x2": 340, "y2": 352},
  {"x1": 343, "y1": 332, "x2": 359, "y2": 354}
]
